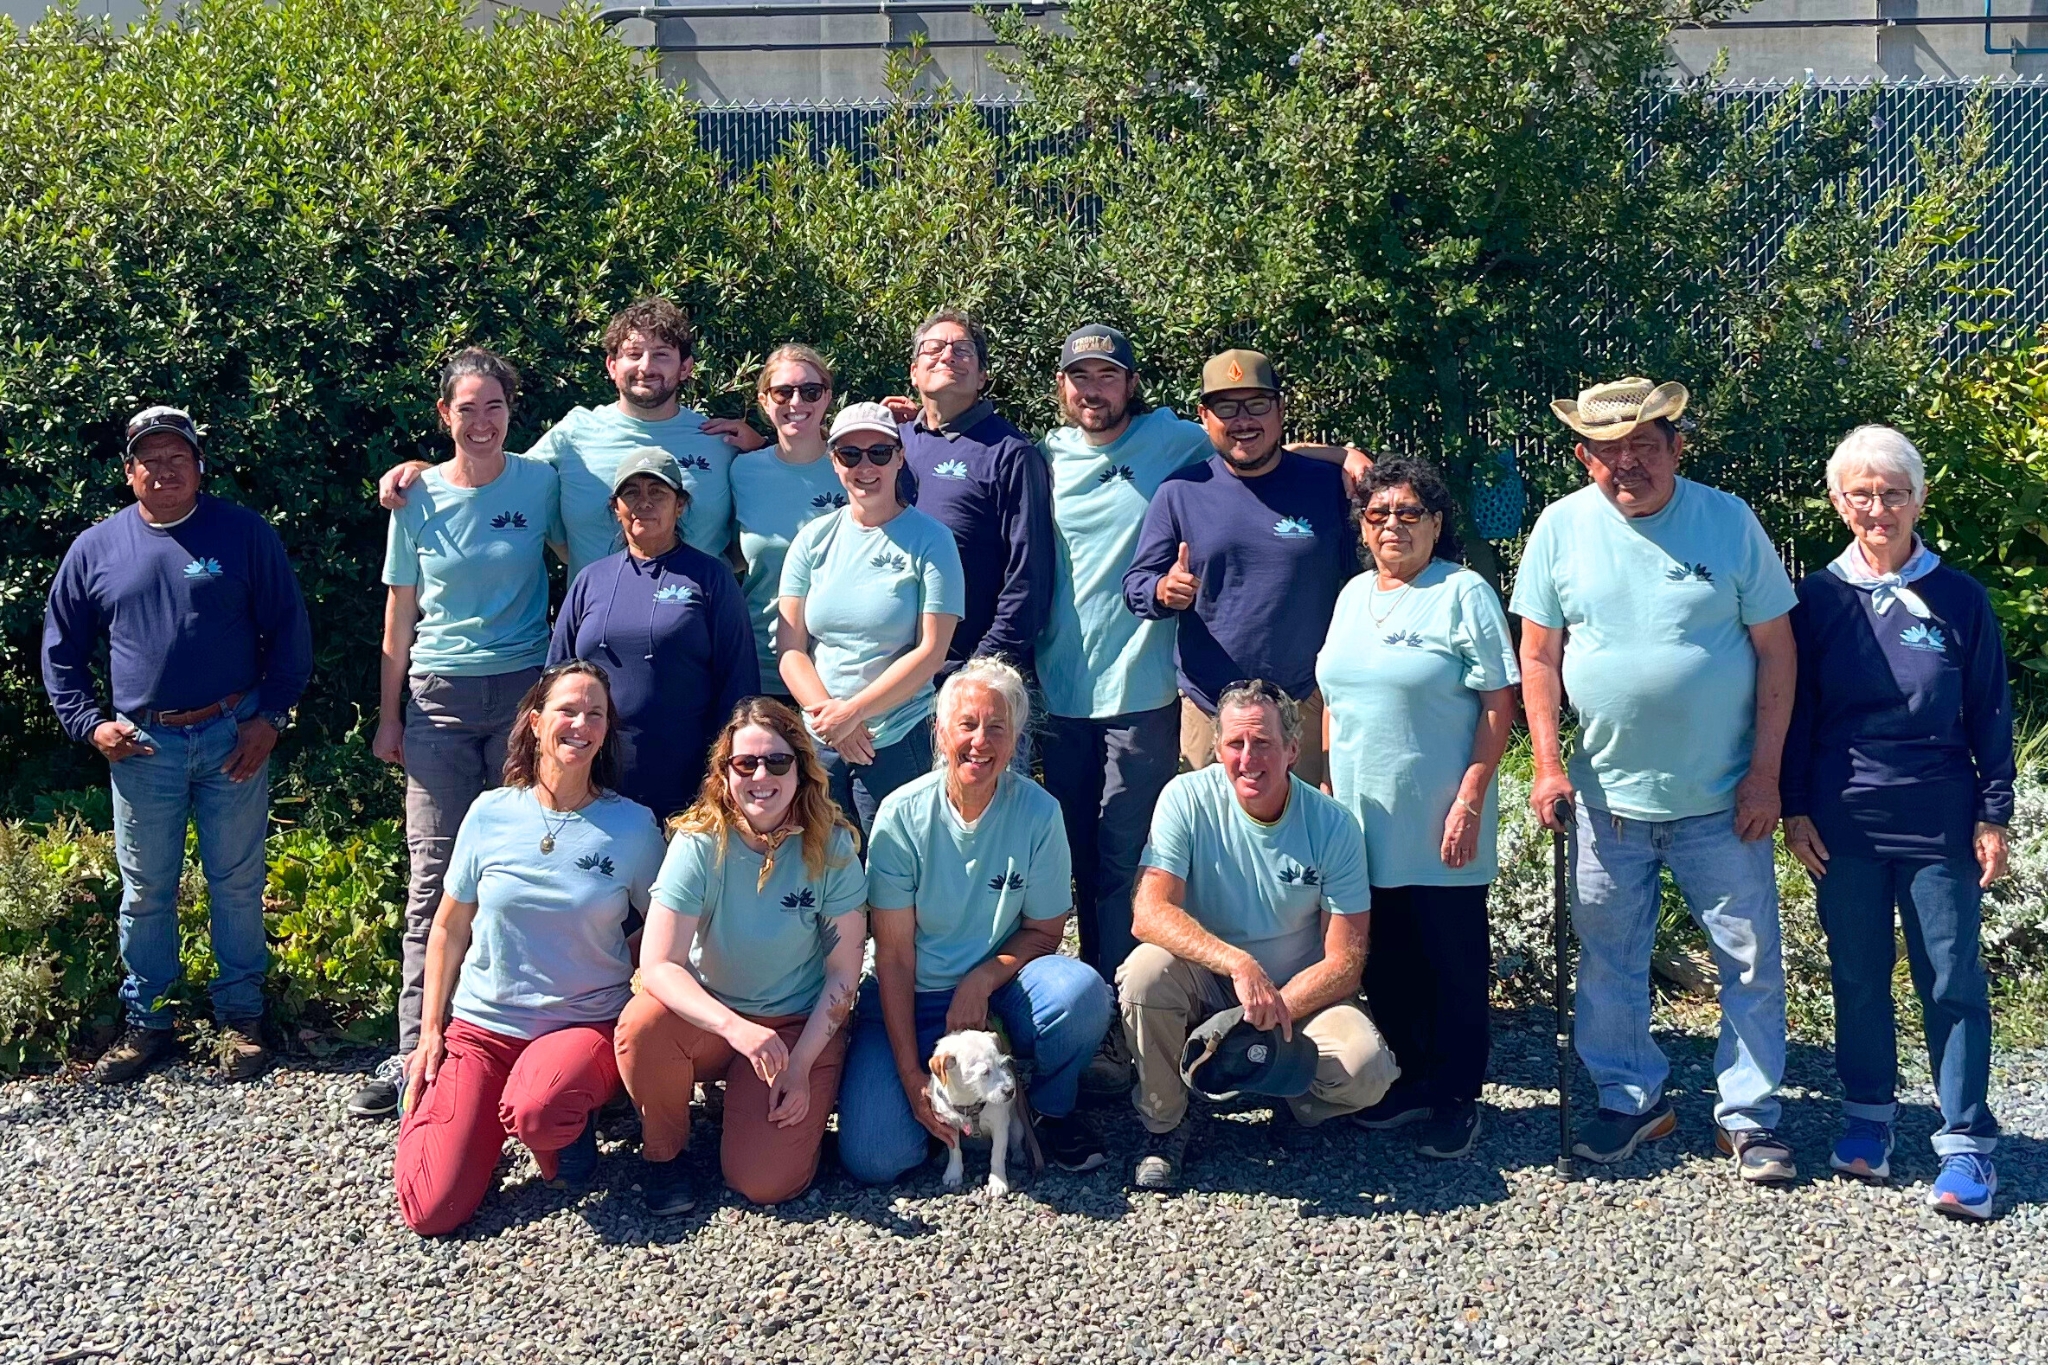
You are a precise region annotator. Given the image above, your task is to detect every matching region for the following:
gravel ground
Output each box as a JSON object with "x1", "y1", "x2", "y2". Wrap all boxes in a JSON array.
[{"x1": 4, "y1": 1012, "x2": 2045, "y2": 1365}]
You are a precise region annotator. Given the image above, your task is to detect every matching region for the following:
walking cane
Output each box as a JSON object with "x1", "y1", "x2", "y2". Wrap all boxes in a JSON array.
[{"x1": 1552, "y1": 796, "x2": 1576, "y2": 1180}]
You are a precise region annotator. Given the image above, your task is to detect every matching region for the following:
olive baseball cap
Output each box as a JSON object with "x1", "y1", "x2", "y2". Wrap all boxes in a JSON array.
[
  {"x1": 1199, "y1": 349, "x2": 1280, "y2": 399},
  {"x1": 610, "y1": 446, "x2": 686, "y2": 495},
  {"x1": 1059, "y1": 324, "x2": 1136, "y2": 373},
  {"x1": 1179, "y1": 1006, "x2": 1319, "y2": 1102}
]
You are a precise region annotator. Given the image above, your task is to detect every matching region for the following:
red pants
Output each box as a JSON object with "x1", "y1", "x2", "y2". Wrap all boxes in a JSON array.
[
  {"x1": 614, "y1": 990, "x2": 847, "y2": 1206},
  {"x1": 394, "y1": 1017, "x2": 619, "y2": 1236}
]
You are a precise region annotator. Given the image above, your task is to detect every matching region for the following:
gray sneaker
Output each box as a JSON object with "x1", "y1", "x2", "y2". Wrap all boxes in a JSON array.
[
  {"x1": 347, "y1": 1053, "x2": 409, "y2": 1119},
  {"x1": 1133, "y1": 1121, "x2": 1192, "y2": 1190},
  {"x1": 1717, "y1": 1126, "x2": 1797, "y2": 1185}
]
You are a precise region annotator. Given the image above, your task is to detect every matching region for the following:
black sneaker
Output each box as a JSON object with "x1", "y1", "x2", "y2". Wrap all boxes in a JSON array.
[
  {"x1": 639, "y1": 1155, "x2": 698, "y2": 1216},
  {"x1": 1133, "y1": 1121, "x2": 1192, "y2": 1190},
  {"x1": 1268, "y1": 1103, "x2": 1317, "y2": 1152},
  {"x1": 346, "y1": 1054, "x2": 408, "y2": 1119},
  {"x1": 1571, "y1": 1098, "x2": 1677, "y2": 1164},
  {"x1": 1351, "y1": 1091, "x2": 1432, "y2": 1131},
  {"x1": 1036, "y1": 1110, "x2": 1107, "y2": 1172},
  {"x1": 90, "y1": 1025, "x2": 177, "y2": 1085},
  {"x1": 1415, "y1": 1101, "x2": 1484, "y2": 1159},
  {"x1": 550, "y1": 1115, "x2": 600, "y2": 1188},
  {"x1": 216, "y1": 1020, "x2": 274, "y2": 1082}
]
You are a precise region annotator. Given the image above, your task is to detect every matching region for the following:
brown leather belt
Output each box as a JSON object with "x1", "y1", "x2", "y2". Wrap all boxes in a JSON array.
[{"x1": 143, "y1": 692, "x2": 245, "y2": 728}]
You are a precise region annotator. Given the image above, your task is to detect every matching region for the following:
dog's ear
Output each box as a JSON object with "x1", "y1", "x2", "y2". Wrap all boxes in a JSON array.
[{"x1": 930, "y1": 1052, "x2": 952, "y2": 1089}]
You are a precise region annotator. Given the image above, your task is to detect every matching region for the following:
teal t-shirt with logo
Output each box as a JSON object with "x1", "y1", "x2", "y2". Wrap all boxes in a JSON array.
[
  {"x1": 779, "y1": 506, "x2": 965, "y2": 750},
  {"x1": 1317, "y1": 559, "x2": 1519, "y2": 888},
  {"x1": 1139, "y1": 766, "x2": 1371, "y2": 985},
  {"x1": 730, "y1": 450, "x2": 848, "y2": 692},
  {"x1": 866, "y1": 771, "x2": 1073, "y2": 993},
  {"x1": 444, "y1": 787, "x2": 666, "y2": 1040},
  {"x1": 651, "y1": 825, "x2": 866, "y2": 1018},
  {"x1": 1037, "y1": 409, "x2": 1215, "y2": 719},
  {"x1": 381, "y1": 456, "x2": 561, "y2": 677},
  {"x1": 1509, "y1": 479, "x2": 1798, "y2": 820},
  {"x1": 525, "y1": 403, "x2": 739, "y2": 577}
]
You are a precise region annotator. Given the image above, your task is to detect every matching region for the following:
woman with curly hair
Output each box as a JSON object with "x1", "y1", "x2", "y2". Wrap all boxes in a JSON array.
[{"x1": 614, "y1": 697, "x2": 869, "y2": 1215}]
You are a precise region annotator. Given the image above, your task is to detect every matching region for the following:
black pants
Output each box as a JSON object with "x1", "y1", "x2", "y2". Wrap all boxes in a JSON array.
[{"x1": 1361, "y1": 883, "x2": 1492, "y2": 1108}]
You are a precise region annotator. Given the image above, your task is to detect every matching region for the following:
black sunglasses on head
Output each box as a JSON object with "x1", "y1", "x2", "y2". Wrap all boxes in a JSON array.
[
  {"x1": 728, "y1": 753, "x2": 797, "y2": 777},
  {"x1": 832, "y1": 443, "x2": 900, "y2": 468}
]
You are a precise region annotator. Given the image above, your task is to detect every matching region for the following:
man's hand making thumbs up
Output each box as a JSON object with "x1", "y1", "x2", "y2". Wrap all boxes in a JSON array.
[{"x1": 1156, "y1": 542, "x2": 1200, "y2": 610}]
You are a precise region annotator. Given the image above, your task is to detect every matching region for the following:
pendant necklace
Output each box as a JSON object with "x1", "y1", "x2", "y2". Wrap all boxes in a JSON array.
[{"x1": 537, "y1": 787, "x2": 590, "y2": 854}]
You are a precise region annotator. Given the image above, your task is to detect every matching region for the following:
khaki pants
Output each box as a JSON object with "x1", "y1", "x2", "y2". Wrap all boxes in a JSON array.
[
  {"x1": 1116, "y1": 943, "x2": 1399, "y2": 1133},
  {"x1": 1180, "y1": 691, "x2": 1328, "y2": 789}
]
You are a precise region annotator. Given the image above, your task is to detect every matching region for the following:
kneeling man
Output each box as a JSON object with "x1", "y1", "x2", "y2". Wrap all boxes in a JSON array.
[{"x1": 1119, "y1": 679, "x2": 1398, "y2": 1189}]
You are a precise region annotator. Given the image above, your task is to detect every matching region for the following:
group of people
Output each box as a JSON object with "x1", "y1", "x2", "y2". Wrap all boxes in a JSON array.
[{"x1": 39, "y1": 297, "x2": 2016, "y2": 1228}]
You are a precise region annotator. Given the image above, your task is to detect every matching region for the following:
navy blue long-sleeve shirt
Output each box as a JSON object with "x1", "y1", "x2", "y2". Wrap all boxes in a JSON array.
[
  {"x1": 900, "y1": 400, "x2": 1053, "y2": 674},
  {"x1": 1783, "y1": 564, "x2": 2015, "y2": 860},
  {"x1": 42, "y1": 496, "x2": 313, "y2": 743},
  {"x1": 548, "y1": 542, "x2": 760, "y2": 821},
  {"x1": 1123, "y1": 450, "x2": 1358, "y2": 711}
]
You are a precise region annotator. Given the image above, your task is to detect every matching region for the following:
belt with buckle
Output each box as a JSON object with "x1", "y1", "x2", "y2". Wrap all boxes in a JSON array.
[{"x1": 142, "y1": 692, "x2": 246, "y2": 728}]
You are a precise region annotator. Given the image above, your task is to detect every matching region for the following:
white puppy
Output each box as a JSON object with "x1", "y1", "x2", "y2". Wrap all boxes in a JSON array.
[{"x1": 927, "y1": 1029, "x2": 1030, "y2": 1196}]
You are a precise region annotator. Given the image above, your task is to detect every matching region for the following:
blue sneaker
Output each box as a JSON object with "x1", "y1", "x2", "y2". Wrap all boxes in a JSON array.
[
  {"x1": 1828, "y1": 1117, "x2": 1893, "y2": 1182},
  {"x1": 550, "y1": 1115, "x2": 600, "y2": 1188},
  {"x1": 1928, "y1": 1153, "x2": 1997, "y2": 1221}
]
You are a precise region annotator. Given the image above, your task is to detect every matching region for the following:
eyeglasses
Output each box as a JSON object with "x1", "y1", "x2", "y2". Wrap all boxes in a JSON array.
[
  {"x1": 728, "y1": 753, "x2": 797, "y2": 777},
  {"x1": 767, "y1": 383, "x2": 828, "y2": 404},
  {"x1": 1842, "y1": 488, "x2": 1915, "y2": 511},
  {"x1": 915, "y1": 339, "x2": 979, "y2": 362},
  {"x1": 1363, "y1": 504, "x2": 1432, "y2": 526},
  {"x1": 832, "y1": 443, "x2": 900, "y2": 468},
  {"x1": 1204, "y1": 395, "x2": 1277, "y2": 420}
]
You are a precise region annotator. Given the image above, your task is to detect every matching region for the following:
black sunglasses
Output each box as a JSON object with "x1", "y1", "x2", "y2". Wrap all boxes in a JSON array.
[
  {"x1": 832, "y1": 443, "x2": 900, "y2": 468},
  {"x1": 767, "y1": 382, "x2": 828, "y2": 403},
  {"x1": 728, "y1": 753, "x2": 797, "y2": 777}
]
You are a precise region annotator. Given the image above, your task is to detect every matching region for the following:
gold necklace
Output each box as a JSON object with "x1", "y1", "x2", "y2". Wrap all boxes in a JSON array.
[
  {"x1": 536, "y1": 784, "x2": 596, "y2": 854},
  {"x1": 1368, "y1": 574, "x2": 1416, "y2": 627}
]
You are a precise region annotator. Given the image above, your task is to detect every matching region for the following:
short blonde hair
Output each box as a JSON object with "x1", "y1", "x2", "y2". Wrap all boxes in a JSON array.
[
  {"x1": 1827, "y1": 424, "x2": 1926, "y2": 503},
  {"x1": 933, "y1": 658, "x2": 1032, "y2": 769}
]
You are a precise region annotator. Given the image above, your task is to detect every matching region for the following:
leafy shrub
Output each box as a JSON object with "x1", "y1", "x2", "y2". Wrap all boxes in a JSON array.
[{"x1": 0, "y1": 818, "x2": 123, "y2": 1068}]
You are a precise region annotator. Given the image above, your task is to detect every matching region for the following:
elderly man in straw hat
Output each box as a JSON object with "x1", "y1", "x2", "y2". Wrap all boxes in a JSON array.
[{"x1": 1509, "y1": 378, "x2": 1800, "y2": 1183}]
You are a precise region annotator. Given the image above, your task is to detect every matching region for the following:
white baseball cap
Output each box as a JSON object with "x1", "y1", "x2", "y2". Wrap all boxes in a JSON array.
[{"x1": 827, "y1": 401, "x2": 902, "y2": 446}]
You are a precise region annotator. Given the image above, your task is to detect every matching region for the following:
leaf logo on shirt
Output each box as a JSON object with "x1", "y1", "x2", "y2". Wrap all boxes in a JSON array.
[
  {"x1": 987, "y1": 870, "x2": 1026, "y2": 892},
  {"x1": 575, "y1": 853, "x2": 616, "y2": 878},
  {"x1": 931, "y1": 459, "x2": 971, "y2": 480},
  {"x1": 1276, "y1": 861, "x2": 1321, "y2": 888},
  {"x1": 653, "y1": 584, "x2": 697, "y2": 604},
  {"x1": 780, "y1": 887, "x2": 817, "y2": 911},
  {"x1": 811, "y1": 491, "x2": 849, "y2": 509},
  {"x1": 679, "y1": 454, "x2": 712, "y2": 472},
  {"x1": 181, "y1": 557, "x2": 224, "y2": 579},
  {"x1": 1097, "y1": 464, "x2": 1136, "y2": 485},
  {"x1": 489, "y1": 511, "x2": 529, "y2": 531},
  {"x1": 1382, "y1": 630, "x2": 1426, "y2": 648},
  {"x1": 1899, "y1": 622, "x2": 1948, "y2": 653},
  {"x1": 869, "y1": 550, "x2": 910, "y2": 573},
  {"x1": 1271, "y1": 516, "x2": 1316, "y2": 540},
  {"x1": 1664, "y1": 562, "x2": 1713, "y2": 584}
]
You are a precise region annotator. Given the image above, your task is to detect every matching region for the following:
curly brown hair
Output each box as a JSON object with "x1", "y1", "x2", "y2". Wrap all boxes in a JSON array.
[
  {"x1": 501, "y1": 660, "x2": 622, "y2": 793},
  {"x1": 671, "y1": 696, "x2": 857, "y2": 888},
  {"x1": 602, "y1": 297, "x2": 695, "y2": 361}
]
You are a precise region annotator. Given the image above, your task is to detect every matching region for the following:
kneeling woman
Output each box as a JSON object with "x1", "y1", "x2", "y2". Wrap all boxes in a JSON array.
[
  {"x1": 394, "y1": 661, "x2": 666, "y2": 1237},
  {"x1": 837, "y1": 659, "x2": 1114, "y2": 1182},
  {"x1": 615, "y1": 698, "x2": 868, "y2": 1214}
]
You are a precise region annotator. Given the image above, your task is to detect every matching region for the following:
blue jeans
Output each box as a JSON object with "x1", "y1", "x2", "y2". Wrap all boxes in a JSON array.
[
  {"x1": 108, "y1": 696, "x2": 271, "y2": 1029},
  {"x1": 820, "y1": 725, "x2": 933, "y2": 838},
  {"x1": 837, "y1": 955, "x2": 1113, "y2": 1185},
  {"x1": 1816, "y1": 852, "x2": 1998, "y2": 1156},
  {"x1": 1571, "y1": 803, "x2": 1786, "y2": 1132}
]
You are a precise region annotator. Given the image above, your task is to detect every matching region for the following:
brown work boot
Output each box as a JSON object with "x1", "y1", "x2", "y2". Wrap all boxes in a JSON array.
[
  {"x1": 216, "y1": 1020, "x2": 274, "y2": 1082},
  {"x1": 90, "y1": 1025, "x2": 178, "y2": 1084}
]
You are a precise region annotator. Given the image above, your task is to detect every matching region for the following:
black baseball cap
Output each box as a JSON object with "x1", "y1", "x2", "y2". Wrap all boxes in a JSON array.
[
  {"x1": 124, "y1": 406, "x2": 203, "y2": 459},
  {"x1": 1179, "y1": 1006, "x2": 1320, "y2": 1102},
  {"x1": 1059, "y1": 324, "x2": 1136, "y2": 374}
]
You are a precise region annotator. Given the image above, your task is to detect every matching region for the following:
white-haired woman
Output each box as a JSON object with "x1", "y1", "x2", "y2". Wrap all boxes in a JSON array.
[
  {"x1": 1782, "y1": 424, "x2": 2013, "y2": 1221},
  {"x1": 836, "y1": 659, "x2": 1113, "y2": 1183}
]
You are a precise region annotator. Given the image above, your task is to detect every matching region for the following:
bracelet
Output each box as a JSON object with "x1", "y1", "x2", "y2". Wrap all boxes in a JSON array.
[{"x1": 1453, "y1": 796, "x2": 1483, "y2": 817}]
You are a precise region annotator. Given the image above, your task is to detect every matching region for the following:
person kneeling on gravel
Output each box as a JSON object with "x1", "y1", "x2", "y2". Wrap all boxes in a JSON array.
[{"x1": 1120, "y1": 681, "x2": 1398, "y2": 1191}]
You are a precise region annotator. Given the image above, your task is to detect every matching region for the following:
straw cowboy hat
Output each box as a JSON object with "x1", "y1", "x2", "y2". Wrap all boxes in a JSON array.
[{"x1": 1550, "y1": 377, "x2": 1689, "y2": 442}]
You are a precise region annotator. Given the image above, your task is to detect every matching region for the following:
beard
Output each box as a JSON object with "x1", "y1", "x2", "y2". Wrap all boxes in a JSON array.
[
  {"x1": 1066, "y1": 395, "x2": 1130, "y2": 433},
  {"x1": 618, "y1": 374, "x2": 680, "y2": 411},
  {"x1": 1219, "y1": 434, "x2": 1280, "y2": 470}
]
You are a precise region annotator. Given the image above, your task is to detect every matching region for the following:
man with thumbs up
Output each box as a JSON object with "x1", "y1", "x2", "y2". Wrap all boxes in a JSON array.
[{"x1": 1123, "y1": 349, "x2": 1359, "y2": 788}]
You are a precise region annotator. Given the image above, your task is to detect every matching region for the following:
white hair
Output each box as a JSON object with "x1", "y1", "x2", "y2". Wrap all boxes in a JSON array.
[
  {"x1": 1826, "y1": 424, "x2": 1926, "y2": 502},
  {"x1": 933, "y1": 658, "x2": 1032, "y2": 763}
]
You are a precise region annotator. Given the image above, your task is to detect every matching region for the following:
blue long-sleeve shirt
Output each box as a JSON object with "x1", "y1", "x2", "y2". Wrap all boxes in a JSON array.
[
  {"x1": 1783, "y1": 565, "x2": 2015, "y2": 860},
  {"x1": 1123, "y1": 451, "x2": 1358, "y2": 711},
  {"x1": 548, "y1": 542, "x2": 760, "y2": 821},
  {"x1": 42, "y1": 496, "x2": 313, "y2": 743},
  {"x1": 900, "y1": 400, "x2": 1053, "y2": 673}
]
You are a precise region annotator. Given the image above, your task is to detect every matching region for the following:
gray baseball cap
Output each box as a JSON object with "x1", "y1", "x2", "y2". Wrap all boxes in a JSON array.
[{"x1": 610, "y1": 446, "x2": 686, "y2": 495}]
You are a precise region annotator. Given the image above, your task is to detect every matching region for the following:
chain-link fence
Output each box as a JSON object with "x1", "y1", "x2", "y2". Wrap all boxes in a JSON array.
[{"x1": 694, "y1": 78, "x2": 2048, "y2": 330}]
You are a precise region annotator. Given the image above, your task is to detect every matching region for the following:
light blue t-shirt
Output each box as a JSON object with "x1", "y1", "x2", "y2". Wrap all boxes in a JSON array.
[
  {"x1": 1509, "y1": 479, "x2": 1798, "y2": 820},
  {"x1": 866, "y1": 771, "x2": 1073, "y2": 993},
  {"x1": 1140, "y1": 766, "x2": 1372, "y2": 986},
  {"x1": 651, "y1": 825, "x2": 866, "y2": 1018},
  {"x1": 381, "y1": 457, "x2": 561, "y2": 677},
  {"x1": 1037, "y1": 409, "x2": 1215, "y2": 719},
  {"x1": 1317, "y1": 560, "x2": 1520, "y2": 888},
  {"x1": 525, "y1": 403, "x2": 738, "y2": 577},
  {"x1": 444, "y1": 786, "x2": 666, "y2": 1040},
  {"x1": 779, "y1": 507, "x2": 965, "y2": 750},
  {"x1": 730, "y1": 450, "x2": 847, "y2": 692}
]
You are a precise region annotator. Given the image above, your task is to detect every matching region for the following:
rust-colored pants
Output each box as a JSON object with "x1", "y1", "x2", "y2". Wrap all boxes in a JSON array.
[{"x1": 614, "y1": 991, "x2": 848, "y2": 1206}]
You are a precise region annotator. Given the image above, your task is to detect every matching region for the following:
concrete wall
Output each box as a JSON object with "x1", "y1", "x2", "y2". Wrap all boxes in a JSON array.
[{"x1": 1668, "y1": 1, "x2": 2048, "y2": 84}]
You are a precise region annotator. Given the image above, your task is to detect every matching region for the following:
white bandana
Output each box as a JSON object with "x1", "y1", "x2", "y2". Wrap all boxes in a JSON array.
[{"x1": 1827, "y1": 536, "x2": 1940, "y2": 618}]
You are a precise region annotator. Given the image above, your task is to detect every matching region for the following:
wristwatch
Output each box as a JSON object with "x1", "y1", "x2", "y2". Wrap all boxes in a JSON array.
[{"x1": 260, "y1": 709, "x2": 294, "y2": 733}]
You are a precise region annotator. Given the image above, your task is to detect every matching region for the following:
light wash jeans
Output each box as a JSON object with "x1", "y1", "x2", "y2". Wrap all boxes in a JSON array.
[
  {"x1": 108, "y1": 694, "x2": 270, "y2": 1029},
  {"x1": 1571, "y1": 803, "x2": 1786, "y2": 1132}
]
